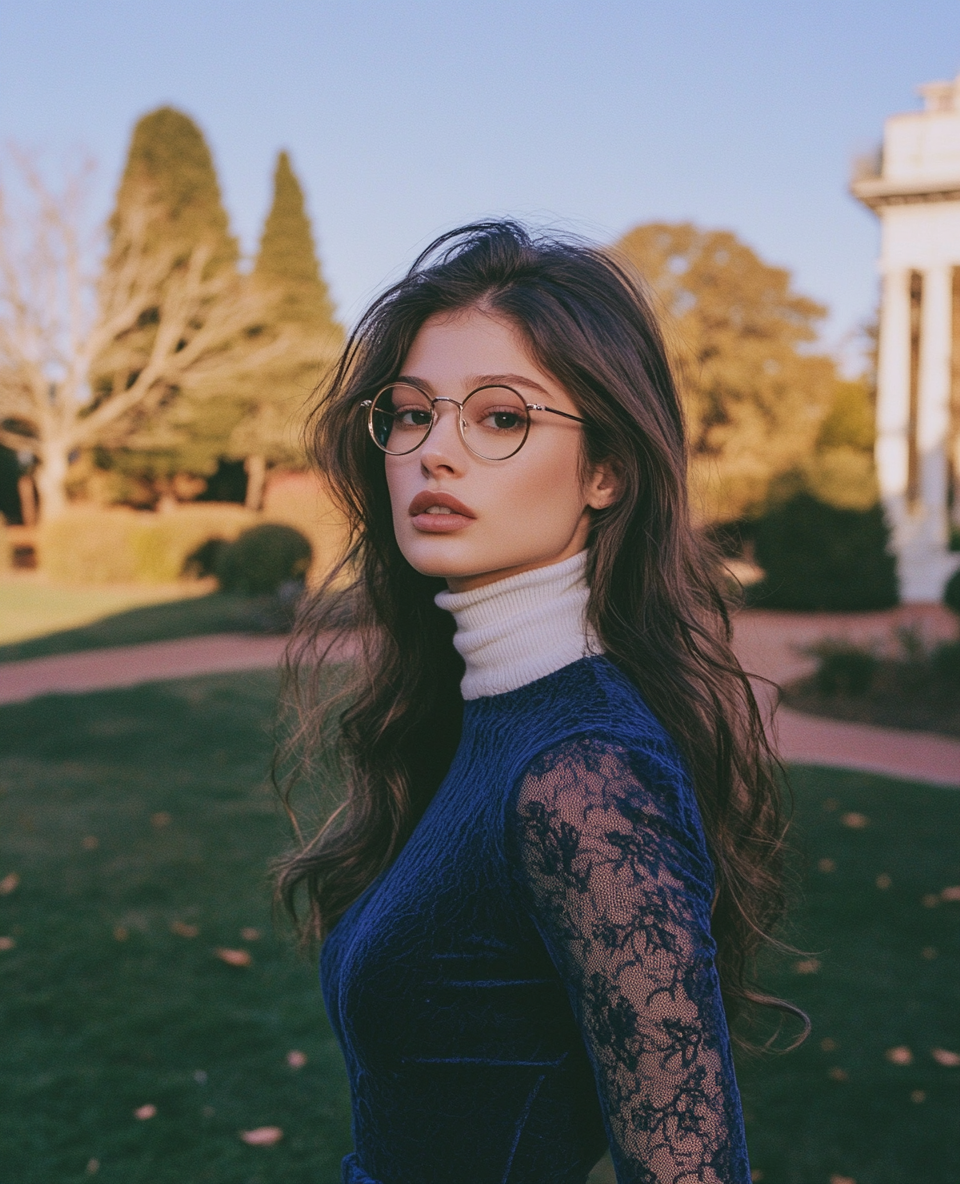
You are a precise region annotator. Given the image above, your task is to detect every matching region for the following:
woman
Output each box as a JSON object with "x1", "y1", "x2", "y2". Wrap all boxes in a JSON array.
[{"x1": 278, "y1": 221, "x2": 799, "y2": 1184}]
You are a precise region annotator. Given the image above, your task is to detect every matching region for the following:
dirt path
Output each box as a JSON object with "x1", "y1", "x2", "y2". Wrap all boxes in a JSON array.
[{"x1": 1, "y1": 614, "x2": 957, "y2": 787}]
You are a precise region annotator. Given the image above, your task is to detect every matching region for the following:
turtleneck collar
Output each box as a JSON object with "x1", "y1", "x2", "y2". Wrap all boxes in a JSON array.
[{"x1": 434, "y1": 550, "x2": 601, "y2": 701}]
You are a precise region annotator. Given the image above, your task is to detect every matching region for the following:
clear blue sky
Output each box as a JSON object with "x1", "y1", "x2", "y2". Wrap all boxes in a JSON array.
[{"x1": 1, "y1": 1, "x2": 958, "y2": 358}]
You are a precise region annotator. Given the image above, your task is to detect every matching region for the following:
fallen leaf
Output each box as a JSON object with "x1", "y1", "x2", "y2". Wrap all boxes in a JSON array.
[
  {"x1": 818, "y1": 858, "x2": 836, "y2": 873},
  {"x1": 286, "y1": 1050, "x2": 307, "y2": 1069},
  {"x1": 215, "y1": 947, "x2": 252, "y2": 967},
  {"x1": 941, "y1": 885, "x2": 960, "y2": 902},
  {"x1": 931, "y1": 1048, "x2": 960, "y2": 1067},
  {"x1": 751, "y1": 1172, "x2": 764, "y2": 1182},
  {"x1": 151, "y1": 812, "x2": 171, "y2": 829},
  {"x1": 875, "y1": 873, "x2": 891, "y2": 889},
  {"x1": 0, "y1": 872, "x2": 20, "y2": 895},
  {"x1": 113, "y1": 926, "x2": 129, "y2": 942},
  {"x1": 911, "y1": 1090, "x2": 926, "y2": 1103},
  {"x1": 171, "y1": 921, "x2": 199, "y2": 938},
  {"x1": 240, "y1": 927, "x2": 262, "y2": 941},
  {"x1": 840, "y1": 812, "x2": 868, "y2": 829},
  {"x1": 240, "y1": 1126, "x2": 283, "y2": 1146},
  {"x1": 0, "y1": 936, "x2": 14, "y2": 951},
  {"x1": 885, "y1": 1046, "x2": 913, "y2": 1065},
  {"x1": 795, "y1": 959, "x2": 821, "y2": 975},
  {"x1": 194, "y1": 1069, "x2": 208, "y2": 1084},
  {"x1": 820, "y1": 1037, "x2": 837, "y2": 1052},
  {"x1": 828, "y1": 1068, "x2": 848, "y2": 1082},
  {"x1": 82, "y1": 836, "x2": 99, "y2": 850},
  {"x1": 85, "y1": 1158, "x2": 100, "y2": 1175},
  {"x1": 829, "y1": 1176, "x2": 855, "y2": 1184},
  {"x1": 922, "y1": 894, "x2": 939, "y2": 908},
  {"x1": 134, "y1": 1104, "x2": 157, "y2": 1120},
  {"x1": 922, "y1": 947, "x2": 938, "y2": 960}
]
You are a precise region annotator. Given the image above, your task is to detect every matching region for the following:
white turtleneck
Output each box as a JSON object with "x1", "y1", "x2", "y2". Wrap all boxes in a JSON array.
[{"x1": 434, "y1": 550, "x2": 601, "y2": 701}]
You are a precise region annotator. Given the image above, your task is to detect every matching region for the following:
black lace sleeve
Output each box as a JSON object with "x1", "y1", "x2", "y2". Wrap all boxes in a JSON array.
[{"x1": 512, "y1": 736, "x2": 750, "y2": 1184}]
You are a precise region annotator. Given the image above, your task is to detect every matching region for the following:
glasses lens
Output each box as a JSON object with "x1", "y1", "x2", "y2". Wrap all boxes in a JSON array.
[
  {"x1": 461, "y1": 387, "x2": 530, "y2": 459},
  {"x1": 370, "y1": 384, "x2": 434, "y2": 454}
]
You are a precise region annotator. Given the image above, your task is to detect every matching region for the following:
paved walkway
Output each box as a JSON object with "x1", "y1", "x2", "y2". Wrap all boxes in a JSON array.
[{"x1": 1, "y1": 614, "x2": 957, "y2": 787}]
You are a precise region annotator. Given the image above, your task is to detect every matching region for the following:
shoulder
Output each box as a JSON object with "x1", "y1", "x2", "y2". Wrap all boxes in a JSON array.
[{"x1": 514, "y1": 656, "x2": 694, "y2": 804}]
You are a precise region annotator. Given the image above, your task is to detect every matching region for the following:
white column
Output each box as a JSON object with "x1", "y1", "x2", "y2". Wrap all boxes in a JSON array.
[
  {"x1": 875, "y1": 268, "x2": 911, "y2": 502},
  {"x1": 917, "y1": 263, "x2": 952, "y2": 540}
]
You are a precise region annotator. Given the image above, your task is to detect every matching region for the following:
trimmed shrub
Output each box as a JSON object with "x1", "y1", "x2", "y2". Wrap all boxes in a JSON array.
[
  {"x1": 807, "y1": 640, "x2": 878, "y2": 695},
  {"x1": 751, "y1": 493, "x2": 898, "y2": 611},
  {"x1": 215, "y1": 524, "x2": 312, "y2": 594},
  {"x1": 183, "y1": 537, "x2": 228, "y2": 579}
]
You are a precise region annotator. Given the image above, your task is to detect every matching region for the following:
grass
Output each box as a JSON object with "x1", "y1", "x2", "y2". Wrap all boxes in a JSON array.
[
  {"x1": 0, "y1": 672, "x2": 351, "y2": 1184},
  {"x1": 0, "y1": 675, "x2": 957, "y2": 1183},
  {"x1": 0, "y1": 587, "x2": 275, "y2": 664},
  {"x1": 0, "y1": 577, "x2": 215, "y2": 650},
  {"x1": 736, "y1": 766, "x2": 960, "y2": 1183}
]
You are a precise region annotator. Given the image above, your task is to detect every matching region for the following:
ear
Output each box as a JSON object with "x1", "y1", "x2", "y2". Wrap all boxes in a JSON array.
[{"x1": 584, "y1": 460, "x2": 621, "y2": 511}]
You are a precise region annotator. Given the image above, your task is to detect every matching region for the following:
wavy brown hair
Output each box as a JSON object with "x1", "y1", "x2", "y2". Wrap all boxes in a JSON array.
[{"x1": 276, "y1": 220, "x2": 804, "y2": 1039}]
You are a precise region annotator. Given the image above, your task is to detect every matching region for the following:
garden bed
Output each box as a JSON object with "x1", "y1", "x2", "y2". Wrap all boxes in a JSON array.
[{"x1": 784, "y1": 663, "x2": 960, "y2": 738}]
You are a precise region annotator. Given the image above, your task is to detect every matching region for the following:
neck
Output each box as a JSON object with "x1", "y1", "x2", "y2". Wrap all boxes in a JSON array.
[{"x1": 435, "y1": 551, "x2": 601, "y2": 700}]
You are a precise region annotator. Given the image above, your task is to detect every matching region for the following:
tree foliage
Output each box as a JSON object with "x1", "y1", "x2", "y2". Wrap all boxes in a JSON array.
[
  {"x1": 615, "y1": 222, "x2": 838, "y2": 523},
  {"x1": 213, "y1": 151, "x2": 343, "y2": 504},
  {"x1": 0, "y1": 135, "x2": 287, "y2": 519}
]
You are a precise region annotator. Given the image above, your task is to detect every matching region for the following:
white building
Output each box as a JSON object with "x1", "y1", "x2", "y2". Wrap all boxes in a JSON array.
[{"x1": 852, "y1": 75, "x2": 960, "y2": 602}]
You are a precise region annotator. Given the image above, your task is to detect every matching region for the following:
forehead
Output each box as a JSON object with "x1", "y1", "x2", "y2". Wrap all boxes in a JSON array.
[
  {"x1": 400, "y1": 308, "x2": 574, "y2": 406},
  {"x1": 402, "y1": 309, "x2": 530, "y2": 371}
]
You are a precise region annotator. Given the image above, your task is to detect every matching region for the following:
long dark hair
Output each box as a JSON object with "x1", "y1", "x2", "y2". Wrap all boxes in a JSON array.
[{"x1": 277, "y1": 220, "x2": 802, "y2": 1039}]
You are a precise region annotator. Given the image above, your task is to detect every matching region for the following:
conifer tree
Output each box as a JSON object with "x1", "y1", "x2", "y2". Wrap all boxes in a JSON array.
[
  {"x1": 253, "y1": 151, "x2": 336, "y2": 327},
  {"x1": 223, "y1": 150, "x2": 343, "y2": 508},
  {"x1": 86, "y1": 108, "x2": 258, "y2": 499},
  {"x1": 111, "y1": 106, "x2": 238, "y2": 270}
]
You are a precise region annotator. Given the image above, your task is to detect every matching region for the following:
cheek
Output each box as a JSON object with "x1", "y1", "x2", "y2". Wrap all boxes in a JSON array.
[{"x1": 502, "y1": 438, "x2": 585, "y2": 520}]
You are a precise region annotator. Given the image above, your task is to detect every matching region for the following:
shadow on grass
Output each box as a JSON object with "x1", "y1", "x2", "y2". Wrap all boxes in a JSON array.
[
  {"x1": 0, "y1": 593, "x2": 278, "y2": 664},
  {"x1": 0, "y1": 675, "x2": 957, "y2": 1182}
]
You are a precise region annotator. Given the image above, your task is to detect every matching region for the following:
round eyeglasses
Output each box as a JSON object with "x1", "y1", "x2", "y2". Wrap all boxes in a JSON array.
[{"x1": 360, "y1": 382, "x2": 587, "y2": 461}]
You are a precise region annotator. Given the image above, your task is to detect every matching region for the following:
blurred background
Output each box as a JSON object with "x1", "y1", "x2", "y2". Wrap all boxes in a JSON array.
[{"x1": 0, "y1": 3, "x2": 958, "y2": 1183}]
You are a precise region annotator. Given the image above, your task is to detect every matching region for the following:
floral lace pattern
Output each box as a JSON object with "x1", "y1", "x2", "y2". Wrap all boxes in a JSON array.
[{"x1": 514, "y1": 737, "x2": 749, "y2": 1184}]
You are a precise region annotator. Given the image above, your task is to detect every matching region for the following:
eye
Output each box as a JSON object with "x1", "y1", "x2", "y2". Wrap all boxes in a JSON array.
[{"x1": 395, "y1": 406, "x2": 433, "y2": 428}]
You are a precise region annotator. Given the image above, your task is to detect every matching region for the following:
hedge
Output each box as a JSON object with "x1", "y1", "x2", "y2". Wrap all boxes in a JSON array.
[
  {"x1": 35, "y1": 476, "x2": 349, "y2": 586},
  {"x1": 38, "y1": 505, "x2": 258, "y2": 584}
]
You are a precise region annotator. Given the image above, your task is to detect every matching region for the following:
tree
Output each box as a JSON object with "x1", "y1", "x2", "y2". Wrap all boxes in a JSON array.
[
  {"x1": 0, "y1": 142, "x2": 289, "y2": 520},
  {"x1": 87, "y1": 107, "x2": 246, "y2": 485},
  {"x1": 614, "y1": 223, "x2": 838, "y2": 523},
  {"x1": 220, "y1": 150, "x2": 342, "y2": 508}
]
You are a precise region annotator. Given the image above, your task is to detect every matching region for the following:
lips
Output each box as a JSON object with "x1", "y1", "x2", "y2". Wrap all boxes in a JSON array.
[{"x1": 408, "y1": 490, "x2": 476, "y2": 532}]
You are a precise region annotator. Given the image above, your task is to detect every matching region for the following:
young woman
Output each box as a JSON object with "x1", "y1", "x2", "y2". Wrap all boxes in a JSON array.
[{"x1": 278, "y1": 221, "x2": 799, "y2": 1184}]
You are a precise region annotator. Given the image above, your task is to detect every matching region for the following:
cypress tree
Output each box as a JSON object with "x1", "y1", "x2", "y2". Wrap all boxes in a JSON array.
[
  {"x1": 225, "y1": 151, "x2": 342, "y2": 507},
  {"x1": 88, "y1": 108, "x2": 246, "y2": 500},
  {"x1": 253, "y1": 150, "x2": 337, "y2": 331},
  {"x1": 110, "y1": 106, "x2": 238, "y2": 269}
]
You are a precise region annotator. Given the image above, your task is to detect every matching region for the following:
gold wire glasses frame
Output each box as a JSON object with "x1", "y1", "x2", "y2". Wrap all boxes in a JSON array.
[{"x1": 360, "y1": 382, "x2": 587, "y2": 461}]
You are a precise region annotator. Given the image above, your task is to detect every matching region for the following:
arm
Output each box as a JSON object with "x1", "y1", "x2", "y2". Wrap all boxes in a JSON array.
[{"x1": 513, "y1": 737, "x2": 750, "y2": 1184}]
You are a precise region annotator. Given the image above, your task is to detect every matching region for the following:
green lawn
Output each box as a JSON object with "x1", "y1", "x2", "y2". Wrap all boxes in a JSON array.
[
  {"x1": 0, "y1": 587, "x2": 274, "y2": 663},
  {"x1": 0, "y1": 578, "x2": 218, "y2": 648},
  {"x1": 0, "y1": 674, "x2": 957, "y2": 1183}
]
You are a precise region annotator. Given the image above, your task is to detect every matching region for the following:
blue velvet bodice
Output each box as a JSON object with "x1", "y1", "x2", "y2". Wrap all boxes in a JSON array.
[{"x1": 321, "y1": 656, "x2": 750, "y2": 1184}]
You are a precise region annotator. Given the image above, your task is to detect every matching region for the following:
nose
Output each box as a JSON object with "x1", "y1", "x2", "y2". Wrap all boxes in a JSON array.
[{"x1": 418, "y1": 399, "x2": 467, "y2": 475}]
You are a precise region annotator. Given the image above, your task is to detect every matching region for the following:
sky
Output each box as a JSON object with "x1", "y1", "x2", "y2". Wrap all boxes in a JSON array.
[{"x1": 1, "y1": 1, "x2": 959, "y2": 362}]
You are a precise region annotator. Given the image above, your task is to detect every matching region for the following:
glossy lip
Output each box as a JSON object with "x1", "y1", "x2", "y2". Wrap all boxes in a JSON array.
[{"x1": 408, "y1": 490, "x2": 476, "y2": 532}]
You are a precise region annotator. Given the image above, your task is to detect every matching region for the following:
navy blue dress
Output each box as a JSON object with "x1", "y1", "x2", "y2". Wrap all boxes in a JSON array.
[{"x1": 321, "y1": 656, "x2": 751, "y2": 1184}]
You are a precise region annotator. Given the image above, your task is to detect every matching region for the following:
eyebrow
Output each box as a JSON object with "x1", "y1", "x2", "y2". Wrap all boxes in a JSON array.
[{"x1": 395, "y1": 373, "x2": 552, "y2": 398}]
